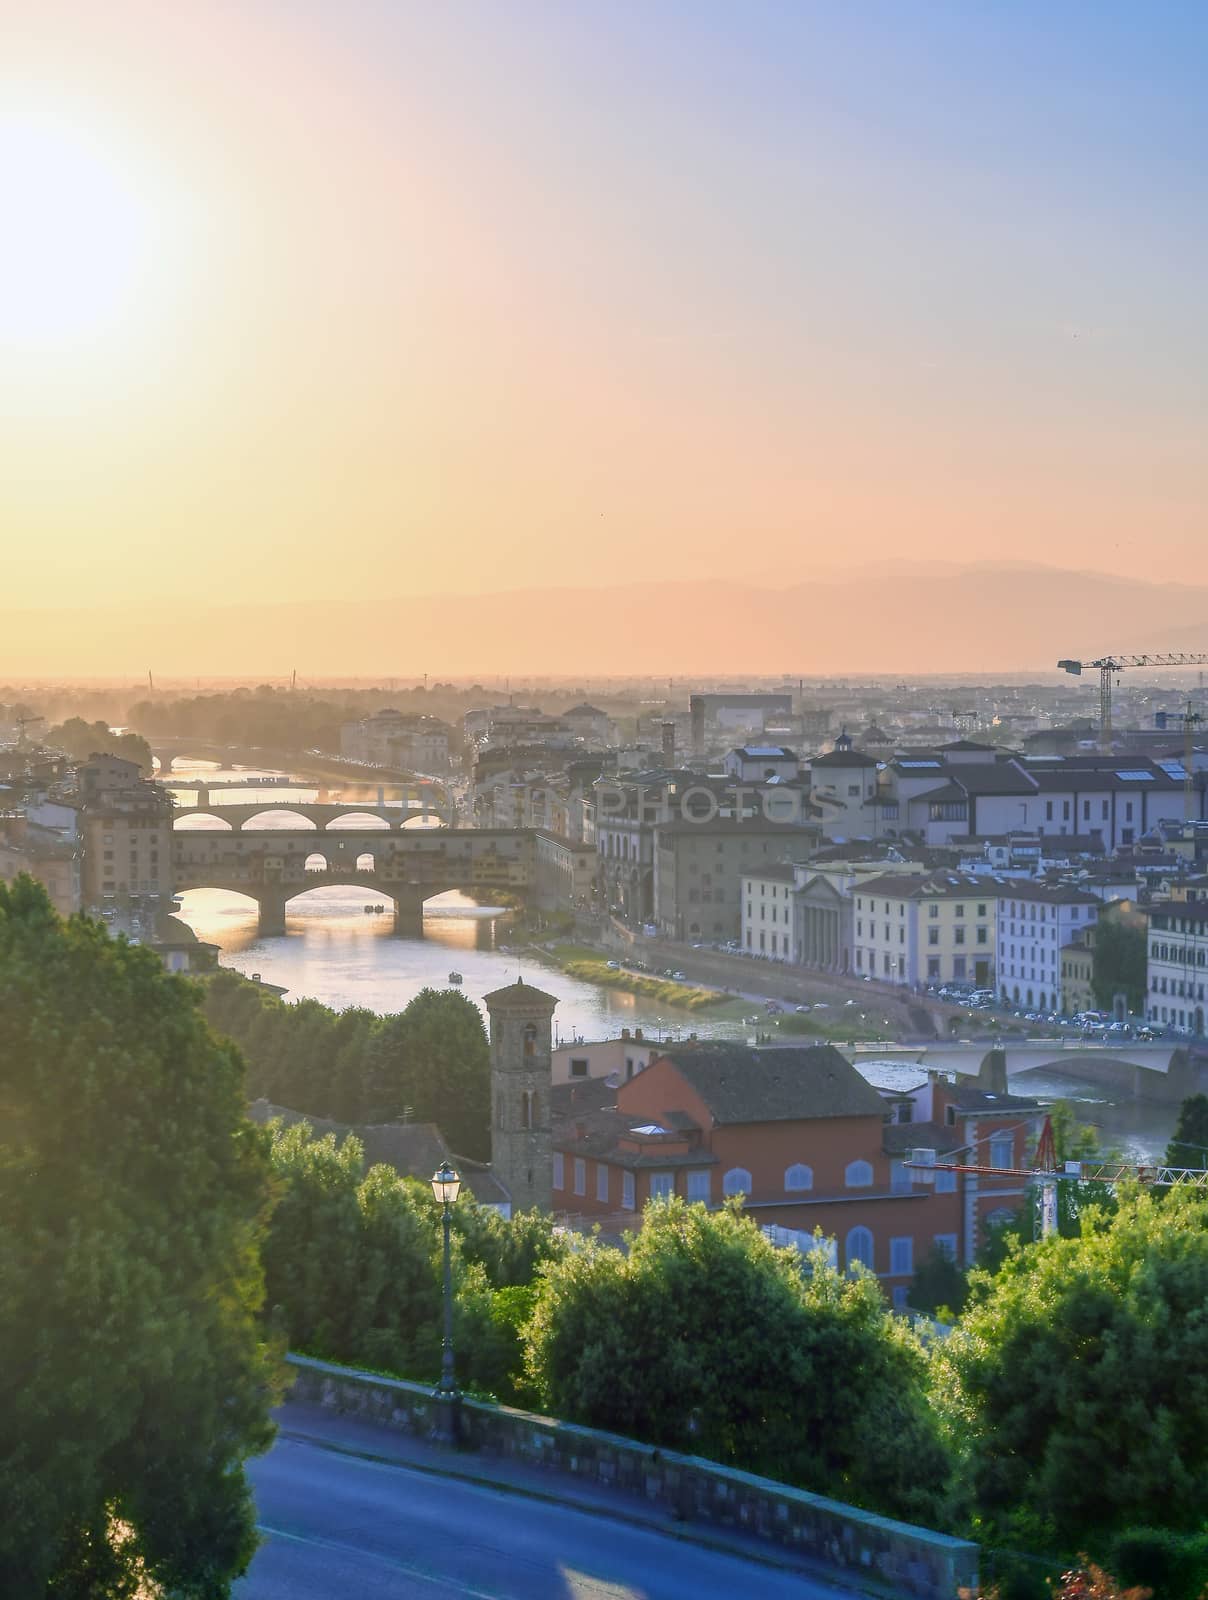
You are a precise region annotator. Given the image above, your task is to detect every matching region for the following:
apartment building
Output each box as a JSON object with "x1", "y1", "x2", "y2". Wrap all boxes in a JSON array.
[
  {"x1": 1147, "y1": 898, "x2": 1208, "y2": 1033},
  {"x1": 340, "y1": 710, "x2": 451, "y2": 772},
  {"x1": 653, "y1": 817, "x2": 818, "y2": 942},
  {"x1": 853, "y1": 872, "x2": 996, "y2": 988},
  {"x1": 995, "y1": 882, "x2": 1101, "y2": 1013},
  {"x1": 552, "y1": 1043, "x2": 1041, "y2": 1299},
  {"x1": 79, "y1": 756, "x2": 175, "y2": 909}
]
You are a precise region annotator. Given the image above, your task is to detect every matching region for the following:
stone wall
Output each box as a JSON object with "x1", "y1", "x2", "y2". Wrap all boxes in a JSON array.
[{"x1": 287, "y1": 1354, "x2": 977, "y2": 1599}]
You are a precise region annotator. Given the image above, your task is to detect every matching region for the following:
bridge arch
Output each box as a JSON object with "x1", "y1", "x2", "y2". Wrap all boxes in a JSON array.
[
  {"x1": 303, "y1": 852, "x2": 329, "y2": 872},
  {"x1": 324, "y1": 810, "x2": 392, "y2": 831},
  {"x1": 355, "y1": 852, "x2": 376, "y2": 873},
  {"x1": 173, "y1": 812, "x2": 233, "y2": 831},
  {"x1": 242, "y1": 808, "x2": 320, "y2": 831}
]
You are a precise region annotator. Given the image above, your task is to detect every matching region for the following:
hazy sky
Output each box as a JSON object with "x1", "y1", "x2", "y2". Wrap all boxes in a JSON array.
[{"x1": 2, "y1": 0, "x2": 1205, "y2": 616}]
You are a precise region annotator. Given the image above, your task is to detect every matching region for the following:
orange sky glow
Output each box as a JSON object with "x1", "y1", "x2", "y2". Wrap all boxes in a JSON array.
[{"x1": 1, "y1": 1, "x2": 1204, "y2": 674}]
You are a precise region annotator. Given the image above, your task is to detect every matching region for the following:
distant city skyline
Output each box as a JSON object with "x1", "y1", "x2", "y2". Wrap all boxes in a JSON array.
[{"x1": 2, "y1": 1, "x2": 1205, "y2": 639}]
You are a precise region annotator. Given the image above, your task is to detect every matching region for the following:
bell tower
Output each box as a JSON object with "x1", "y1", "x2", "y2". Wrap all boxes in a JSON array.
[{"x1": 483, "y1": 977, "x2": 558, "y2": 1215}]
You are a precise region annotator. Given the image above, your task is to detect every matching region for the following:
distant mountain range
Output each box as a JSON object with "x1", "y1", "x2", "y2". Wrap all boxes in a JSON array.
[{"x1": 5, "y1": 564, "x2": 1207, "y2": 679}]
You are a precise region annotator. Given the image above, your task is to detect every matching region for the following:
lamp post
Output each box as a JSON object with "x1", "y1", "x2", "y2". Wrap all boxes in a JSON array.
[{"x1": 430, "y1": 1161, "x2": 462, "y2": 1441}]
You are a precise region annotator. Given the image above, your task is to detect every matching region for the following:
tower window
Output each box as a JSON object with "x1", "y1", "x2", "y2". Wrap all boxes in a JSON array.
[{"x1": 523, "y1": 1024, "x2": 537, "y2": 1057}]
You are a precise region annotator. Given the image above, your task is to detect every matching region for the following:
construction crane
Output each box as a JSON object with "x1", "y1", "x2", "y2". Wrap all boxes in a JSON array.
[
  {"x1": 1155, "y1": 701, "x2": 1205, "y2": 821},
  {"x1": 1057, "y1": 653, "x2": 1208, "y2": 749},
  {"x1": 907, "y1": 1114, "x2": 1208, "y2": 1239}
]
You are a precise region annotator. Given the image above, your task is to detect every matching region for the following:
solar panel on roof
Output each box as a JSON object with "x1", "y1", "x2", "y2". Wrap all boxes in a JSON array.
[
  {"x1": 1115, "y1": 770, "x2": 1156, "y2": 781},
  {"x1": 1157, "y1": 761, "x2": 1186, "y2": 779},
  {"x1": 899, "y1": 760, "x2": 942, "y2": 768}
]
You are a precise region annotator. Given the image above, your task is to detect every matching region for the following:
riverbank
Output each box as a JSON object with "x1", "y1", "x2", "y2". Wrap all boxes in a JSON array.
[{"x1": 539, "y1": 944, "x2": 732, "y2": 1013}]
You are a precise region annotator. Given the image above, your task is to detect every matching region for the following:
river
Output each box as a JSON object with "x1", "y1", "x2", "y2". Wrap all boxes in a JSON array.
[{"x1": 166, "y1": 762, "x2": 1178, "y2": 1159}]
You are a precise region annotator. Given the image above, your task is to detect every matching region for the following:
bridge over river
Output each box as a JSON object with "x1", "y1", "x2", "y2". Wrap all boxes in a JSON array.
[
  {"x1": 172, "y1": 811, "x2": 594, "y2": 935},
  {"x1": 839, "y1": 1039, "x2": 1208, "y2": 1106}
]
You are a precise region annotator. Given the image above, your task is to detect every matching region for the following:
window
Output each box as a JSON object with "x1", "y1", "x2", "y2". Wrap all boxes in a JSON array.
[
  {"x1": 892, "y1": 1285, "x2": 909, "y2": 1311},
  {"x1": 621, "y1": 1171, "x2": 635, "y2": 1210},
  {"x1": 846, "y1": 1225, "x2": 874, "y2": 1272},
  {"x1": 890, "y1": 1159, "x2": 912, "y2": 1193},
  {"x1": 784, "y1": 1163, "x2": 813, "y2": 1192},
  {"x1": 989, "y1": 1136, "x2": 1013, "y2": 1168},
  {"x1": 929, "y1": 903, "x2": 939, "y2": 918},
  {"x1": 649, "y1": 1172, "x2": 674, "y2": 1200},
  {"x1": 933, "y1": 1233, "x2": 958, "y2": 1260},
  {"x1": 523, "y1": 1024, "x2": 537, "y2": 1057},
  {"x1": 954, "y1": 926, "x2": 965, "y2": 945},
  {"x1": 553, "y1": 1152, "x2": 565, "y2": 1190},
  {"x1": 977, "y1": 903, "x2": 987, "y2": 917},
  {"x1": 723, "y1": 1167, "x2": 753, "y2": 1198},
  {"x1": 569, "y1": 1057, "x2": 589, "y2": 1079},
  {"x1": 928, "y1": 957, "x2": 940, "y2": 978},
  {"x1": 953, "y1": 956, "x2": 966, "y2": 978},
  {"x1": 844, "y1": 1159, "x2": 873, "y2": 1188},
  {"x1": 977, "y1": 927, "x2": 988, "y2": 945},
  {"x1": 955, "y1": 904, "x2": 965, "y2": 918},
  {"x1": 687, "y1": 1170, "x2": 711, "y2": 1203},
  {"x1": 573, "y1": 1158, "x2": 586, "y2": 1196},
  {"x1": 596, "y1": 1164, "x2": 609, "y2": 1204},
  {"x1": 889, "y1": 1237, "x2": 913, "y2": 1276},
  {"x1": 936, "y1": 1169, "x2": 957, "y2": 1193}
]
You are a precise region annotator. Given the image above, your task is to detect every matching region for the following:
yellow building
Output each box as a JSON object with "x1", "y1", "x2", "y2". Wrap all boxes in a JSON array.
[
  {"x1": 854, "y1": 872, "x2": 996, "y2": 989},
  {"x1": 79, "y1": 756, "x2": 175, "y2": 908},
  {"x1": 1060, "y1": 934, "x2": 1096, "y2": 1016}
]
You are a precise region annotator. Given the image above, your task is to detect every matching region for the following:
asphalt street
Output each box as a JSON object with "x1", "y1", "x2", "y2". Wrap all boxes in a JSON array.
[{"x1": 236, "y1": 1423, "x2": 861, "y2": 1600}]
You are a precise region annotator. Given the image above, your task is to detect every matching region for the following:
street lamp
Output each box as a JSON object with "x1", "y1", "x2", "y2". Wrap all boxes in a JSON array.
[{"x1": 430, "y1": 1161, "x2": 462, "y2": 1439}]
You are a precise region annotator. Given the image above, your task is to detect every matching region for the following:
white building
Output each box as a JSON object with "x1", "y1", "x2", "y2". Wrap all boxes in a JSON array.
[
  {"x1": 551, "y1": 1032, "x2": 659, "y2": 1085},
  {"x1": 995, "y1": 883, "x2": 1102, "y2": 1013},
  {"x1": 724, "y1": 745, "x2": 800, "y2": 783},
  {"x1": 1147, "y1": 899, "x2": 1208, "y2": 1034}
]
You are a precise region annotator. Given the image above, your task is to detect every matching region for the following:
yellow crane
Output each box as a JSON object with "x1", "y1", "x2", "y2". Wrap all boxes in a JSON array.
[{"x1": 1057, "y1": 652, "x2": 1208, "y2": 748}]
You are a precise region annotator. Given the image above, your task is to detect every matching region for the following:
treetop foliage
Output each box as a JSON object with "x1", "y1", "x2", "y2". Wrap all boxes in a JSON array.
[{"x1": 0, "y1": 878, "x2": 280, "y2": 1598}]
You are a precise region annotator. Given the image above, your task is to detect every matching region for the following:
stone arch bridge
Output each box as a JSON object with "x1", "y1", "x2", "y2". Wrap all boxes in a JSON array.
[
  {"x1": 841, "y1": 1040, "x2": 1208, "y2": 1106},
  {"x1": 171, "y1": 824, "x2": 594, "y2": 936}
]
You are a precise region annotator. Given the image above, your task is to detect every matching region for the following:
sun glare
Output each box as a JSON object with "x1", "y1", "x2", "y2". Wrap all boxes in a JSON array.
[{"x1": 0, "y1": 102, "x2": 154, "y2": 347}]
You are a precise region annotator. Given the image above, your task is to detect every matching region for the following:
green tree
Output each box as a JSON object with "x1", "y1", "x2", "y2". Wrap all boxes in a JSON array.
[
  {"x1": 907, "y1": 1244, "x2": 969, "y2": 1319},
  {"x1": 0, "y1": 878, "x2": 279, "y2": 1597},
  {"x1": 934, "y1": 1188, "x2": 1208, "y2": 1554},
  {"x1": 1091, "y1": 918, "x2": 1147, "y2": 1014},
  {"x1": 524, "y1": 1198, "x2": 949, "y2": 1523},
  {"x1": 46, "y1": 716, "x2": 152, "y2": 774},
  {"x1": 368, "y1": 988, "x2": 490, "y2": 1157},
  {"x1": 1164, "y1": 1093, "x2": 1208, "y2": 1169}
]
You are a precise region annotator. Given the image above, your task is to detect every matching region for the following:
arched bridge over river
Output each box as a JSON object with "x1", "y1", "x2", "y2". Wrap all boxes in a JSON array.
[
  {"x1": 841, "y1": 1040, "x2": 1208, "y2": 1106},
  {"x1": 171, "y1": 822, "x2": 594, "y2": 936}
]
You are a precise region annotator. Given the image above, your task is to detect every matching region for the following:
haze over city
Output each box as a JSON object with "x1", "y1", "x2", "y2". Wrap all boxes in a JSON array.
[
  {"x1": 4, "y1": 0, "x2": 1206, "y2": 675},
  {"x1": 7, "y1": 6, "x2": 1208, "y2": 1600}
]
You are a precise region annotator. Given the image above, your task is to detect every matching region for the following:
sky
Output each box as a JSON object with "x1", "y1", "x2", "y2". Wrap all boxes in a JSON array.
[{"x1": 1, "y1": 0, "x2": 1205, "y2": 638}]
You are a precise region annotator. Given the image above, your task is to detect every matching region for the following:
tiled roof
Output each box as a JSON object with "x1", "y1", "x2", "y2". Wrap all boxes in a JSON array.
[{"x1": 652, "y1": 1042, "x2": 886, "y2": 1123}]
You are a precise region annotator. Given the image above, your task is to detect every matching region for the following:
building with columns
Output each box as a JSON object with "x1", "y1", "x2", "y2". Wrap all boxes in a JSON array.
[{"x1": 484, "y1": 977, "x2": 559, "y2": 1214}]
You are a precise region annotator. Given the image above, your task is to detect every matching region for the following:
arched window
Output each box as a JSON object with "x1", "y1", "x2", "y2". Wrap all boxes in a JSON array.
[
  {"x1": 522, "y1": 1089, "x2": 534, "y2": 1130},
  {"x1": 523, "y1": 1024, "x2": 537, "y2": 1058},
  {"x1": 722, "y1": 1167, "x2": 752, "y2": 1198},
  {"x1": 846, "y1": 1226, "x2": 874, "y2": 1272},
  {"x1": 784, "y1": 1163, "x2": 813, "y2": 1192},
  {"x1": 984, "y1": 1207, "x2": 1015, "y2": 1233},
  {"x1": 845, "y1": 1159, "x2": 873, "y2": 1188}
]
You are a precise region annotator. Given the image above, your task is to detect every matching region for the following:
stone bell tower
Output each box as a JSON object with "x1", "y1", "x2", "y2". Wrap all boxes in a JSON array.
[{"x1": 483, "y1": 977, "x2": 558, "y2": 1214}]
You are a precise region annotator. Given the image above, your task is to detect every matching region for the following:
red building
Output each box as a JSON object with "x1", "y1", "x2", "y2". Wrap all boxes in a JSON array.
[{"x1": 552, "y1": 1043, "x2": 1041, "y2": 1305}]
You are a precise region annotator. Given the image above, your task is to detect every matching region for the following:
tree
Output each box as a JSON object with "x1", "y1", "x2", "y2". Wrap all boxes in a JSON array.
[
  {"x1": 934, "y1": 1188, "x2": 1208, "y2": 1554},
  {"x1": 907, "y1": 1243, "x2": 969, "y2": 1319},
  {"x1": 523, "y1": 1198, "x2": 950, "y2": 1523},
  {"x1": 1091, "y1": 917, "x2": 1147, "y2": 1014},
  {"x1": 0, "y1": 878, "x2": 279, "y2": 1597},
  {"x1": 46, "y1": 716, "x2": 152, "y2": 774},
  {"x1": 368, "y1": 988, "x2": 490, "y2": 1157},
  {"x1": 1164, "y1": 1093, "x2": 1208, "y2": 1169}
]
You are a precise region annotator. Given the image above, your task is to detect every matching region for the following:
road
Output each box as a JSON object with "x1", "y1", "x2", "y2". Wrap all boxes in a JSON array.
[{"x1": 236, "y1": 1424, "x2": 858, "y2": 1600}]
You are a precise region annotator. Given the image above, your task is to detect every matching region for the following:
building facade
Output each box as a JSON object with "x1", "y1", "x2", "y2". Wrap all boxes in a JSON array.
[
  {"x1": 552, "y1": 1043, "x2": 1041, "y2": 1300},
  {"x1": 1147, "y1": 899, "x2": 1208, "y2": 1034},
  {"x1": 853, "y1": 872, "x2": 996, "y2": 988},
  {"x1": 995, "y1": 883, "x2": 1101, "y2": 1013}
]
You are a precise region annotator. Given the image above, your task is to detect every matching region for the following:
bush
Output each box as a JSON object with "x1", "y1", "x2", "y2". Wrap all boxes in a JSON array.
[{"x1": 1108, "y1": 1528, "x2": 1208, "y2": 1600}]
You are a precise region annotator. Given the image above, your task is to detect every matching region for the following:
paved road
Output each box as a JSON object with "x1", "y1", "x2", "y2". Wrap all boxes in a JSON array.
[{"x1": 236, "y1": 1427, "x2": 857, "y2": 1599}]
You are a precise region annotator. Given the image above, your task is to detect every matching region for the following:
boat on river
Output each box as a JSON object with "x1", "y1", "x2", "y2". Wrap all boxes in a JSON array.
[{"x1": 448, "y1": 970, "x2": 463, "y2": 984}]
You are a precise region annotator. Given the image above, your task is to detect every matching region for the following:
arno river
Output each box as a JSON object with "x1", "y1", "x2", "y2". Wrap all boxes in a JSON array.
[{"x1": 167, "y1": 763, "x2": 1175, "y2": 1159}]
